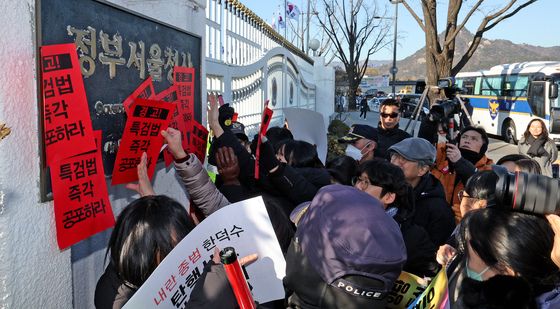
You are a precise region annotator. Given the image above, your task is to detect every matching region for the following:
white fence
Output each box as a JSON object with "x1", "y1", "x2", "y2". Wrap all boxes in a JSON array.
[{"x1": 205, "y1": 0, "x2": 319, "y2": 136}]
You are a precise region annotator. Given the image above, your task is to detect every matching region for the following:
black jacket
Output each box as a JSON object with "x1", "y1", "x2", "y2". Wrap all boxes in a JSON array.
[
  {"x1": 392, "y1": 202, "x2": 439, "y2": 278},
  {"x1": 94, "y1": 263, "x2": 137, "y2": 309},
  {"x1": 412, "y1": 173, "x2": 456, "y2": 247},
  {"x1": 375, "y1": 123, "x2": 411, "y2": 160}
]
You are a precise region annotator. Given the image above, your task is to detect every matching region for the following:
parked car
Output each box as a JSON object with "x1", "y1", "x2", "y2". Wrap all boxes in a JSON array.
[{"x1": 368, "y1": 97, "x2": 387, "y2": 112}]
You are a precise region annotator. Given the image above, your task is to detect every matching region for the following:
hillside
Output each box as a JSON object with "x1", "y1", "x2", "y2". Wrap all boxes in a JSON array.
[{"x1": 377, "y1": 29, "x2": 560, "y2": 80}]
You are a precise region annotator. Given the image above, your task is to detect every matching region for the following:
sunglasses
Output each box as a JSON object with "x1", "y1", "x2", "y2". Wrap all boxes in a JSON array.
[{"x1": 380, "y1": 112, "x2": 399, "y2": 118}]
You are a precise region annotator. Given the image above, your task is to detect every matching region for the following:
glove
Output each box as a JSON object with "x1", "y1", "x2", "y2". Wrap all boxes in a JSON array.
[{"x1": 218, "y1": 103, "x2": 235, "y2": 131}]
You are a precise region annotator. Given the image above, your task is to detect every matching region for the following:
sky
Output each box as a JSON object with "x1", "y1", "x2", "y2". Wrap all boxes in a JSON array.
[{"x1": 240, "y1": 0, "x2": 559, "y2": 61}]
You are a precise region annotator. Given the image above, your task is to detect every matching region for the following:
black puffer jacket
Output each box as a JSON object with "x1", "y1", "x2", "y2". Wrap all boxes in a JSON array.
[
  {"x1": 391, "y1": 189, "x2": 439, "y2": 278},
  {"x1": 412, "y1": 173, "x2": 455, "y2": 247},
  {"x1": 376, "y1": 123, "x2": 411, "y2": 160}
]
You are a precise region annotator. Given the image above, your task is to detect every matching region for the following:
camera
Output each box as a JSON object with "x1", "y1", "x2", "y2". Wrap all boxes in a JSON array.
[
  {"x1": 494, "y1": 167, "x2": 560, "y2": 215},
  {"x1": 428, "y1": 78, "x2": 466, "y2": 123}
]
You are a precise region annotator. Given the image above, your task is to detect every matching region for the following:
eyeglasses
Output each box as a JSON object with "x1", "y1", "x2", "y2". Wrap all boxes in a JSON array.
[
  {"x1": 380, "y1": 112, "x2": 399, "y2": 119},
  {"x1": 457, "y1": 190, "x2": 479, "y2": 203}
]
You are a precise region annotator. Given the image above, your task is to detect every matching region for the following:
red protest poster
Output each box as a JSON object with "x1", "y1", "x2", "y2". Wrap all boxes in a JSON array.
[
  {"x1": 174, "y1": 66, "x2": 195, "y2": 133},
  {"x1": 112, "y1": 98, "x2": 176, "y2": 185},
  {"x1": 255, "y1": 102, "x2": 273, "y2": 179},
  {"x1": 123, "y1": 76, "x2": 156, "y2": 114},
  {"x1": 50, "y1": 141, "x2": 115, "y2": 250},
  {"x1": 40, "y1": 43, "x2": 96, "y2": 166},
  {"x1": 157, "y1": 84, "x2": 188, "y2": 167},
  {"x1": 187, "y1": 121, "x2": 209, "y2": 163}
]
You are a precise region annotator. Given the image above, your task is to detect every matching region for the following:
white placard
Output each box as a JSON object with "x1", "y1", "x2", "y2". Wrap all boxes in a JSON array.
[
  {"x1": 283, "y1": 108, "x2": 327, "y2": 164},
  {"x1": 123, "y1": 196, "x2": 286, "y2": 308}
]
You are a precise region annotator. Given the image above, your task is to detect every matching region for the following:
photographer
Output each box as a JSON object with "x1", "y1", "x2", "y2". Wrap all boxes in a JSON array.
[{"x1": 420, "y1": 123, "x2": 494, "y2": 223}]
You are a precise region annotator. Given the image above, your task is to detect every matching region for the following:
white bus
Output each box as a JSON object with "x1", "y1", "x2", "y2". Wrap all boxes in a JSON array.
[{"x1": 455, "y1": 62, "x2": 560, "y2": 145}]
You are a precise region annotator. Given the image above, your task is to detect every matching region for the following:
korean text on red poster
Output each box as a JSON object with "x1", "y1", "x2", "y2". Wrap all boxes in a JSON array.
[
  {"x1": 174, "y1": 66, "x2": 195, "y2": 133},
  {"x1": 50, "y1": 141, "x2": 115, "y2": 249},
  {"x1": 40, "y1": 43, "x2": 96, "y2": 165},
  {"x1": 187, "y1": 121, "x2": 209, "y2": 163},
  {"x1": 112, "y1": 99, "x2": 176, "y2": 185}
]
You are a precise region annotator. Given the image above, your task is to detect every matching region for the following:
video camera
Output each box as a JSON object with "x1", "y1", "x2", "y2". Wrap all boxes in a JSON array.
[{"x1": 428, "y1": 78, "x2": 467, "y2": 123}]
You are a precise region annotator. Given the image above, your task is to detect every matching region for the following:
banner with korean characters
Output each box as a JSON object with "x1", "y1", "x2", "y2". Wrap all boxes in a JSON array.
[
  {"x1": 405, "y1": 268, "x2": 450, "y2": 309},
  {"x1": 40, "y1": 43, "x2": 96, "y2": 166},
  {"x1": 111, "y1": 98, "x2": 175, "y2": 185},
  {"x1": 123, "y1": 196, "x2": 287, "y2": 309},
  {"x1": 386, "y1": 271, "x2": 429, "y2": 309},
  {"x1": 50, "y1": 131, "x2": 115, "y2": 249}
]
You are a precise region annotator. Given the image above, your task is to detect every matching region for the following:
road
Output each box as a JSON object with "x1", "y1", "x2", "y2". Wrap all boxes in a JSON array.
[{"x1": 338, "y1": 110, "x2": 517, "y2": 163}]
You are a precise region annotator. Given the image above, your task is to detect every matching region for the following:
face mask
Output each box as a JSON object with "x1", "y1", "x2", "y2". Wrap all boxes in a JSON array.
[
  {"x1": 438, "y1": 134, "x2": 448, "y2": 144},
  {"x1": 465, "y1": 258, "x2": 491, "y2": 281},
  {"x1": 345, "y1": 144, "x2": 363, "y2": 161}
]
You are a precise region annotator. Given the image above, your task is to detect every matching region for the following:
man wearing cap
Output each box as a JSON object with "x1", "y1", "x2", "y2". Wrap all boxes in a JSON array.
[
  {"x1": 338, "y1": 124, "x2": 378, "y2": 163},
  {"x1": 388, "y1": 137, "x2": 455, "y2": 247},
  {"x1": 284, "y1": 184, "x2": 407, "y2": 309},
  {"x1": 375, "y1": 99, "x2": 411, "y2": 160}
]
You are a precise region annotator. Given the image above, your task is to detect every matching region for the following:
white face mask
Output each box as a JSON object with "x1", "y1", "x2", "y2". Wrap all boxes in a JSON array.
[
  {"x1": 438, "y1": 134, "x2": 448, "y2": 144},
  {"x1": 346, "y1": 142, "x2": 371, "y2": 161},
  {"x1": 345, "y1": 144, "x2": 363, "y2": 161}
]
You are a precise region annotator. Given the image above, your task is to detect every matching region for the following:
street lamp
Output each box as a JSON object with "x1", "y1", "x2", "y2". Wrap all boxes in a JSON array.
[{"x1": 375, "y1": 1, "x2": 400, "y2": 96}]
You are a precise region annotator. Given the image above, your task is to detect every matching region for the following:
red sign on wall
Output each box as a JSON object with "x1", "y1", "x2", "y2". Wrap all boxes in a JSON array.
[
  {"x1": 112, "y1": 99, "x2": 176, "y2": 185},
  {"x1": 123, "y1": 76, "x2": 156, "y2": 115},
  {"x1": 50, "y1": 131, "x2": 115, "y2": 249},
  {"x1": 187, "y1": 121, "x2": 209, "y2": 163},
  {"x1": 40, "y1": 43, "x2": 96, "y2": 165}
]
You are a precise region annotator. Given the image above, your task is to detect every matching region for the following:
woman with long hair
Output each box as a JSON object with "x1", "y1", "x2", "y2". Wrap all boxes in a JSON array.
[{"x1": 518, "y1": 119, "x2": 558, "y2": 177}]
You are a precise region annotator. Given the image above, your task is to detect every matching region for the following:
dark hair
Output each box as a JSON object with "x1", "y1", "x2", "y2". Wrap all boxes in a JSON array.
[
  {"x1": 326, "y1": 155, "x2": 358, "y2": 185},
  {"x1": 459, "y1": 126, "x2": 489, "y2": 154},
  {"x1": 108, "y1": 195, "x2": 195, "y2": 288},
  {"x1": 457, "y1": 208, "x2": 558, "y2": 294},
  {"x1": 380, "y1": 98, "x2": 400, "y2": 110},
  {"x1": 464, "y1": 170, "x2": 498, "y2": 206},
  {"x1": 515, "y1": 158, "x2": 542, "y2": 175},
  {"x1": 523, "y1": 118, "x2": 550, "y2": 141},
  {"x1": 282, "y1": 140, "x2": 324, "y2": 168},
  {"x1": 266, "y1": 126, "x2": 294, "y2": 152},
  {"x1": 357, "y1": 159, "x2": 414, "y2": 217},
  {"x1": 496, "y1": 154, "x2": 530, "y2": 165}
]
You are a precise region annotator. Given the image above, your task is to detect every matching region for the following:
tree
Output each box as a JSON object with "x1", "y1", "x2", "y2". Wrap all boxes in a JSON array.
[
  {"x1": 401, "y1": 0, "x2": 537, "y2": 85},
  {"x1": 314, "y1": 0, "x2": 391, "y2": 110}
]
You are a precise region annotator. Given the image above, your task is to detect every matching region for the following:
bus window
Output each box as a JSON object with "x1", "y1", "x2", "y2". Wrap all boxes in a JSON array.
[
  {"x1": 528, "y1": 82, "x2": 546, "y2": 118},
  {"x1": 474, "y1": 77, "x2": 482, "y2": 95},
  {"x1": 553, "y1": 80, "x2": 560, "y2": 108},
  {"x1": 481, "y1": 76, "x2": 502, "y2": 96},
  {"x1": 503, "y1": 75, "x2": 529, "y2": 97}
]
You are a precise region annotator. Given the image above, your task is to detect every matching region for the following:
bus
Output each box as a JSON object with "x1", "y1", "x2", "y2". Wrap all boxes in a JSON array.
[{"x1": 455, "y1": 62, "x2": 560, "y2": 145}]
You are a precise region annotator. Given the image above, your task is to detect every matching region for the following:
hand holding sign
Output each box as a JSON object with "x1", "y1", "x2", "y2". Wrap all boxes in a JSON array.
[
  {"x1": 125, "y1": 152, "x2": 156, "y2": 197},
  {"x1": 161, "y1": 127, "x2": 187, "y2": 160}
]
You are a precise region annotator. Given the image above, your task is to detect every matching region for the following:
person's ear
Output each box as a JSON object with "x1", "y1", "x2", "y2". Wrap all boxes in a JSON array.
[{"x1": 380, "y1": 192, "x2": 396, "y2": 205}]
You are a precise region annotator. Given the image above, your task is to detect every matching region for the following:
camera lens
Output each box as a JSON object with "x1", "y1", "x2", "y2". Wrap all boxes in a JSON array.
[{"x1": 495, "y1": 171, "x2": 560, "y2": 215}]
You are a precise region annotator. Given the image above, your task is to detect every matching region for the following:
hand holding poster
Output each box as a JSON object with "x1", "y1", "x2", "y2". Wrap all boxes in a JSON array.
[
  {"x1": 112, "y1": 99, "x2": 176, "y2": 185},
  {"x1": 40, "y1": 43, "x2": 96, "y2": 165},
  {"x1": 123, "y1": 196, "x2": 287, "y2": 309}
]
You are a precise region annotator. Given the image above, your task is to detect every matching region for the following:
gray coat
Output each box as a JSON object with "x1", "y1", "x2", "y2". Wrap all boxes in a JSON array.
[
  {"x1": 518, "y1": 136, "x2": 558, "y2": 177},
  {"x1": 174, "y1": 154, "x2": 230, "y2": 217}
]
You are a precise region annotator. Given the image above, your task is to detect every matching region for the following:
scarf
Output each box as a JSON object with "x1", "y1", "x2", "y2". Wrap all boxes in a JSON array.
[
  {"x1": 526, "y1": 135, "x2": 549, "y2": 157},
  {"x1": 460, "y1": 148, "x2": 484, "y2": 165}
]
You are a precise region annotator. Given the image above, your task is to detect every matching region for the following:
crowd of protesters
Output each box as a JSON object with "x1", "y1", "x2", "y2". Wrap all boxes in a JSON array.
[{"x1": 95, "y1": 96, "x2": 560, "y2": 309}]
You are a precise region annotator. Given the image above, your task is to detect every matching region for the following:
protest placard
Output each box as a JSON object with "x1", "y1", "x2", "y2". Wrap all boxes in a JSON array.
[
  {"x1": 254, "y1": 103, "x2": 273, "y2": 179},
  {"x1": 386, "y1": 271, "x2": 429, "y2": 309},
  {"x1": 50, "y1": 131, "x2": 114, "y2": 249},
  {"x1": 283, "y1": 108, "x2": 327, "y2": 164},
  {"x1": 40, "y1": 43, "x2": 96, "y2": 165},
  {"x1": 123, "y1": 196, "x2": 286, "y2": 309},
  {"x1": 112, "y1": 99, "x2": 175, "y2": 185},
  {"x1": 406, "y1": 268, "x2": 449, "y2": 309},
  {"x1": 123, "y1": 77, "x2": 156, "y2": 115}
]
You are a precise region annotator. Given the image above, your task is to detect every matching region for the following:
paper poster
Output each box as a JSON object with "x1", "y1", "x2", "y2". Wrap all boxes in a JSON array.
[
  {"x1": 112, "y1": 99, "x2": 175, "y2": 185},
  {"x1": 254, "y1": 103, "x2": 273, "y2": 179},
  {"x1": 123, "y1": 76, "x2": 156, "y2": 114},
  {"x1": 406, "y1": 269, "x2": 450, "y2": 309},
  {"x1": 40, "y1": 43, "x2": 96, "y2": 165},
  {"x1": 123, "y1": 196, "x2": 287, "y2": 309},
  {"x1": 386, "y1": 271, "x2": 429, "y2": 309},
  {"x1": 50, "y1": 131, "x2": 115, "y2": 249},
  {"x1": 186, "y1": 121, "x2": 209, "y2": 163},
  {"x1": 283, "y1": 108, "x2": 327, "y2": 164}
]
